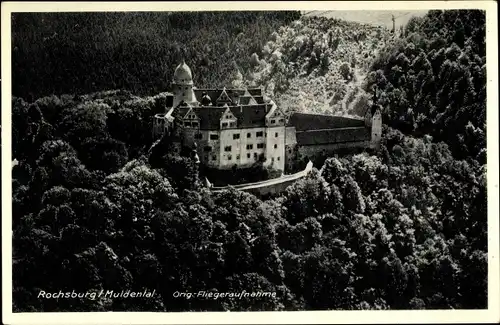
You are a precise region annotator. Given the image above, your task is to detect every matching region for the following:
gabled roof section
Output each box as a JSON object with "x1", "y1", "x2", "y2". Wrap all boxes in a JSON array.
[
  {"x1": 265, "y1": 101, "x2": 285, "y2": 120},
  {"x1": 183, "y1": 106, "x2": 199, "y2": 120},
  {"x1": 221, "y1": 104, "x2": 237, "y2": 121},
  {"x1": 172, "y1": 106, "x2": 192, "y2": 122},
  {"x1": 216, "y1": 87, "x2": 232, "y2": 103}
]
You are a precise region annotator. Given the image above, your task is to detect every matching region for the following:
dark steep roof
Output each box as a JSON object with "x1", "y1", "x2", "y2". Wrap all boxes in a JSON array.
[
  {"x1": 172, "y1": 102, "x2": 271, "y2": 130},
  {"x1": 289, "y1": 113, "x2": 365, "y2": 131},
  {"x1": 228, "y1": 104, "x2": 270, "y2": 128},
  {"x1": 296, "y1": 127, "x2": 371, "y2": 146},
  {"x1": 193, "y1": 106, "x2": 226, "y2": 129},
  {"x1": 193, "y1": 88, "x2": 263, "y2": 105}
]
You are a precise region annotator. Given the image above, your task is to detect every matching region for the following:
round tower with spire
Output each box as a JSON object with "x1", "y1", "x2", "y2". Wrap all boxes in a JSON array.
[{"x1": 172, "y1": 59, "x2": 197, "y2": 108}]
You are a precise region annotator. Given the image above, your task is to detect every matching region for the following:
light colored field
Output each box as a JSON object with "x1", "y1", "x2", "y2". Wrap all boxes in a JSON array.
[{"x1": 302, "y1": 10, "x2": 429, "y2": 29}]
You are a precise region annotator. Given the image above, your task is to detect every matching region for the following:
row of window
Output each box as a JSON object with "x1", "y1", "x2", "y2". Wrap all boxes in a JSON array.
[
  {"x1": 185, "y1": 119, "x2": 285, "y2": 129},
  {"x1": 270, "y1": 118, "x2": 285, "y2": 124},
  {"x1": 213, "y1": 153, "x2": 282, "y2": 162},
  {"x1": 233, "y1": 131, "x2": 279, "y2": 140},
  {"x1": 246, "y1": 143, "x2": 265, "y2": 150},
  {"x1": 222, "y1": 122, "x2": 236, "y2": 128},
  {"x1": 198, "y1": 131, "x2": 282, "y2": 141},
  {"x1": 224, "y1": 144, "x2": 278, "y2": 152}
]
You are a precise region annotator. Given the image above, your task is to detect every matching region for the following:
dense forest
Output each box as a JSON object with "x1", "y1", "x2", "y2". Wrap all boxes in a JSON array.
[
  {"x1": 12, "y1": 11, "x2": 301, "y2": 100},
  {"x1": 11, "y1": 10, "x2": 487, "y2": 311}
]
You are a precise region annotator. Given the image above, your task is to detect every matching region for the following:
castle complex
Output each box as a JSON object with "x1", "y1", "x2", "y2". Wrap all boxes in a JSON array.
[{"x1": 153, "y1": 61, "x2": 382, "y2": 173}]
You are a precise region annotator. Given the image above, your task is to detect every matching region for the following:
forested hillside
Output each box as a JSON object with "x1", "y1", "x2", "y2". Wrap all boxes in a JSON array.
[
  {"x1": 365, "y1": 10, "x2": 486, "y2": 162},
  {"x1": 243, "y1": 16, "x2": 394, "y2": 116},
  {"x1": 12, "y1": 11, "x2": 300, "y2": 100},
  {"x1": 11, "y1": 10, "x2": 487, "y2": 311}
]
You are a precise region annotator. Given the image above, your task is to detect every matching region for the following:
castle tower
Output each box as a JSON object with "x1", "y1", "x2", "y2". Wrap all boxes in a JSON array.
[
  {"x1": 172, "y1": 60, "x2": 197, "y2": 108},
  {"x1": 371, "y1": 107, "x2": 382, "y2": 149},
  {"x1": 369, "y1": 85, "x2": 382, "y2": 149}
]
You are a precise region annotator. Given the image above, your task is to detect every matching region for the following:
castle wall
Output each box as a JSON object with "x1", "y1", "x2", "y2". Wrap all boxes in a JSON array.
[
  {"x1": 296, "y1": 140, "x2": 371, "y2": 161},
  {"x1": 242, "y1": 177, "x2": 298, "y2": 196}
]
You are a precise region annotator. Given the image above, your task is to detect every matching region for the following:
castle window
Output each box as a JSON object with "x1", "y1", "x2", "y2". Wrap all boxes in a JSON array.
[
  {"x1": 254, "y1": 152, "x2": 258, "y2": 160},
  {"x1": 265, "y1": 132, "x2": 267, "y2": 137},
  {"x1": 228, "y1": 155, "x2": 232, "y2": 161},
  {"x1": 184, "y1": 121, "x2": 191, "y2": 127},
  {"x1": 229, "y1": 122, "x2": 236, "y2": 127},
  {"x1": 192, "y1": 122, "x2": 199, "y2": 128},
  {"x1": 210, "y1": 134, "x2": 219, "y2": 140},
  {"x1": 247, "y1": 133, "x2": 251, "y2": 138},
  {"x1": 224, "y1": 146, "x2": 232, "y2": 152},
  {"x1": 233, "y1": 133, "x2": 240, "y2": 140},
  {"x1": 204, "y1": 146, "x2": 212, "y2": 152},
  {"x1": 257, "y1": 143, "x2": 265, "y2": 149},
  {"x1": 212, "y1": 155, "x2": 217, "y2": 161},
  {"x1": 275, "y1": 132, "x2": 278, "y2": 137},
  {"x1": 195, "y1": 133, "x2": 202, "y2": 139},
  {"x1": 222, "y1": 122, "x2": 228, "y2": 128},
  {"x1": 236, "y1": 154, "x2": 240, "y2": 160},
  {"x1": 277, "y1": 157, "x2": 280, "y2": 161},
  {"x1": 274, "y1": 144, "x2": 278, "y2": 149},
  {"x1": 279, "y1": 118, "x2": 285, "y2": 123},
  {"x1": 246, "y1": 144, "x2": 253, "y2": 150},
  {"x1": 247, "y1": 153, "x2": 251, "y2": 159},
  {"x1": 271, "y1": 119, "x2": 276, "y2": 124},
  {"x1": 256, "y1": 131, "x2": 263, "y2": 137}
]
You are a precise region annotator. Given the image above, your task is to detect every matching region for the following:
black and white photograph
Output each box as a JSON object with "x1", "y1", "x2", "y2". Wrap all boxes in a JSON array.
[{"x1": 2, "y1": 1, "x2": 499, "y2": 324}]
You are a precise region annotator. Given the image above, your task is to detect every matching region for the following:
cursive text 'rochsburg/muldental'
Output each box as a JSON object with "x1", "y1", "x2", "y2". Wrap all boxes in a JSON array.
[{"x1": 37, "y1": 289, "x2": 156, "y2": 300}]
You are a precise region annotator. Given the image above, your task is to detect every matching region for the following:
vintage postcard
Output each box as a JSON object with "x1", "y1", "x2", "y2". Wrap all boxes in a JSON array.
[{"x1": 1, "y1": 1, "x2": 499, "y2": 324}]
